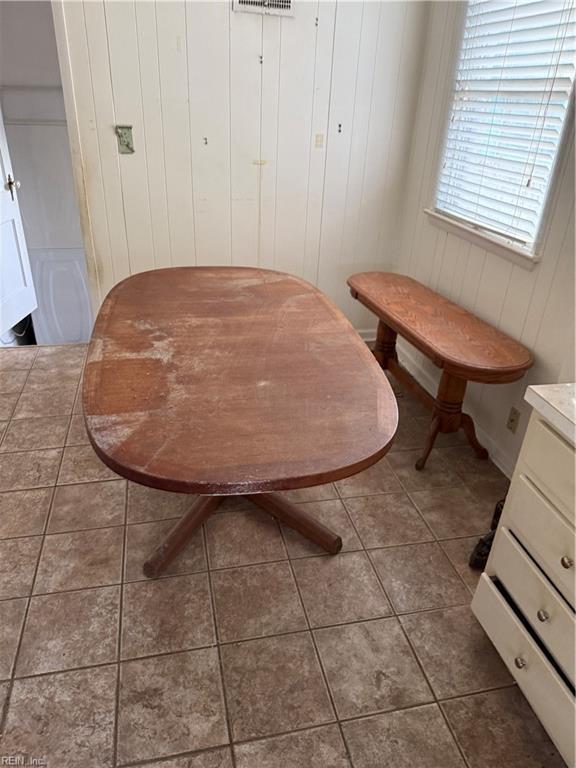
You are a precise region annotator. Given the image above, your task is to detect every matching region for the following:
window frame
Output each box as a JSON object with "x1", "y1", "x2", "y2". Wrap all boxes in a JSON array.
[{"x1": 428, "y1": 1, "x2": 575, "y2": 270}]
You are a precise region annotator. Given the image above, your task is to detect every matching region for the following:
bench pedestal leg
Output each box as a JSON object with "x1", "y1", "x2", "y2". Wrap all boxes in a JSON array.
[
  {"x1": 374, "y1": 320, "x2": 397, "y2": 369},
  {"x1": 415, "y1": 371, "x2": 488, "y2": 470}
]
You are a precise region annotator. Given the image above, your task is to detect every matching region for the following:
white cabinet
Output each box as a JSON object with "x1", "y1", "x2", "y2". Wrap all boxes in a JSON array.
[{"x1": 472, "y1": 385, "x2": 576, "y2": 767}]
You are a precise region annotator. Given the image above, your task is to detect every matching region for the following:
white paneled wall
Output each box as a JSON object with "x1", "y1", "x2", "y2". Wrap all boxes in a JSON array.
[
  {"x1": 396, "y1": 3, "x2": 575, "y2": 475},
  {"x1": 56, "y1": 0, "x2": 428, "y2": 328}
]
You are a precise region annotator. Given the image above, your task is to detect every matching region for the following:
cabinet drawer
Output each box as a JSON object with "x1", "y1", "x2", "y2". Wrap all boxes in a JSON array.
[
  {"x1": 489, "y1": 527, "x2": 575, "y2": 683},
  {"x1": 505, "y1": 474, "x2": 575, "y2": 607},
  {"x1": 472, "y1": 574, "x2": 575, "y2": 767},
  {"x1": 522, "y1": 415, "x2": 575, "y2": 523}
]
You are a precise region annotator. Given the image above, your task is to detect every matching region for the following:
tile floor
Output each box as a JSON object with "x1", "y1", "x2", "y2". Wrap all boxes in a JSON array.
[{"x1": 0, "y1": 344, "x2": 565, "y2": 767}]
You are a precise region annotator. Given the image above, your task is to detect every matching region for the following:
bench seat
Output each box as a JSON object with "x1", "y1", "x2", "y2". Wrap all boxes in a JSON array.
[{"x1": 348, "y1": 272, "x2": 533, "y2": 470}]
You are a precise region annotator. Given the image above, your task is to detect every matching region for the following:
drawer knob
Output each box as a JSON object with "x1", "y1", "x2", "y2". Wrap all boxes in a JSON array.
[
  {"x1": 514, "y1": 656, "x2": 527, "y2": 670},
  {"x1": 560, "y1": 556, "x2": 574, "y2": 569},
  {"x1": 536, "y1": 609, "x2": 549, "y2": 623}
]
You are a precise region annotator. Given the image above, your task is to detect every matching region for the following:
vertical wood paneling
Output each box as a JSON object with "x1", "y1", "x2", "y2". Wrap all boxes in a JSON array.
[
  {"x1": 316, "y1": 1, "x2": 363, "y2": 309},
  {"x1": 156, "y1": 1, "x2": 196, "y2": 266},
  {"x1": 258, "y1": 14, "x2": 281, "y2": 268},
  {"x1": 187, "y1": 1, "x2": 231, "y2": 266},
  {"x1": 272, "y1": 2, "x2": 318, "y2": 275},
  {"x1": 339, "y1": 1, "x2": 381, "y2": 268},
  {"x1": 134, "y1": 2, "x2": 171, "y2": 268},
  {"x1": 229, "y1": 9, "x2": 261, "y2": 266},
  {"x1": 83, "y1": 1, "x2": 131, "y2": 283},
  {"x1": 106, "y1": 1, "x2": 155, "y2": 273},
  {"x1": 62, "y1": 0, "x2": 429, "y2": 317},
  {"x1": 302, "y1": 0, "x2": 335, "y2": 285}
]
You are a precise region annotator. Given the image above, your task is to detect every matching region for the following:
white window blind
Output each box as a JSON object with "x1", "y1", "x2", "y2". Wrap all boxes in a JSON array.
[{"x1": 436, "y1": 0, "x2": 576, "y2": 253}]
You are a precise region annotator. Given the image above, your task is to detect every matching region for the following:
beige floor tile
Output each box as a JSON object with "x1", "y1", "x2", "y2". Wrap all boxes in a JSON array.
[
  {"x1": 0, "y1": 488, "x2": 52, "y2": 538},
  {"x1": 2, "y1": 665, "x2": 116, "y2": 768},
  {"x1": 117, "y1": 648, "x2": 228, "y2": 763},
  {"x1": 136, "y1": 749, "x2": 233, "y2": 768},
  {"x1": 465, "y1": 475, "x2": 510, "y2": 506},
  {"x1": 387, "y1": 450, "x2": 462, "y2": 492},
  {"x1": 0, "y1": 416, "x2": 70, "y2": 452},
  {"x1": 281, "y1": 499, "x2": 361, "y2": 558},
  {"x1": 440, "y1": 445, "x2": 507, "y2": 482},
  {"x1": 0, "y1": 448, "x2": 62, "y2": 492},
  {"x1": 342, "y1": 704, "x2": 465, "y2": 768},
  {"x1": 344, "y1": 493, "x2": 432, "y2": 548},
  {"x1": 13, "y1": 386, "x2": 77, "y2": 419},
  {"x1": 292, "y1": 551, "x2": 391, "y2": 628},
  {"x1": 35, "y1": 527, "x2": 123, "y2": 593},
  {"x1": 440, "y1": 537, "x2": 482, "y2": 593},
  {"x1": 0, "y1": 421, "x2": 6, "y2": 441},
  {"x1": 24, "y1": 367, "x2": 81, "y2": 392},
  {"x1": 442, "y1": 687, "x2": 565, "y2": 768},
  {"x1": 127, "y1": 481, "x2": 195, "y2": 523},
  {"x1": 124, "y1": 519, "x2": 206, "y2": 581},
  {"x1": 58, "y1": 445, "x2": 119, "y2": 484},
  {"x1": 335, "y1": 458, "x2": 402, "y2": 498},
  {"x1": 66, "y1": 414, "x2": 90, "y2": 445},
  {"x1": 33, "y1": 345, "x2": 86, "y2": 374},
  {"x1": 0, "y1": 536, "x2": 42, "y2": 598},
  {"x1": 0, "y1": 392, "x2": 19, "y2": 421},
  {"x1": 17, "y1": 586, "x2": 120, "y2": 676},
  {"x1": 48, "y1": 480, "x2": 126, "y2": 533},
  {"x1": 280, "y1": 483, "x2": 339, "y2": 503},
  {"x1": 400, "y1": 605, "x2": 512, "y2": 698},
  {"x1": 221, "y1": 632, "x2": 334, "y2": 741},
  {"x1": 212, "y1": 561, "x2": 306, "y2": 642},
  {"x1": 234, "y1": 724, "x2": 349, "y2": 768},
  {"x1": 122, "y1": 573, "x2": 214, "y2": 658},
  {"x1": 410, "y1": 486, "x2": 494, "y2": 538},
  {"x1": 370, "y1": 542, "x2": 470, "y2": 613},
  {"x1": 0, "y1": 598, "x2": 27, "y2": 679},
  {"x1": 314, "y1": 618, "x2": 432, "y2": 719},
  {"x1": 388, "y1": 415, "x2": 427, "y2": 453},
  {"x1": 206, "y1": 508, "x2": 286, "y2": 569},
  {"x1": 0, "y1": 369, "x2": 28, "y2": 394},
  {"x1": 0, "y1": 347, "x2": 37, "y2": 371}
]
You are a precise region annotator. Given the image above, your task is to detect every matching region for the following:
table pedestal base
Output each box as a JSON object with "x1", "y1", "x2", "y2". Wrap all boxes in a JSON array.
[{"x1": 143, "y1": 492, "x2": 343, "y2": 578}]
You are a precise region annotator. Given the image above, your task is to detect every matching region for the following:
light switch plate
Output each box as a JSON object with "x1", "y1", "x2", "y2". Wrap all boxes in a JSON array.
[{"x1": 115, "y1": 125, "x2": 134, "y2": 154}]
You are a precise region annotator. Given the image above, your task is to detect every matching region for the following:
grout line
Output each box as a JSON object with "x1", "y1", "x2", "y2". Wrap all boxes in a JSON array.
[
  {"x1": 281, "y1": 540, "x2": 356, "y2": 766},
  {"x1": 203, "y1": 523, "x2": 237, "y2": 768},
  {"x1": 0, "y1": 372, "x2": 76, "y2": 737},
  {"x1": 111, "y1": 479, "x2": 129, "y2": 767}
]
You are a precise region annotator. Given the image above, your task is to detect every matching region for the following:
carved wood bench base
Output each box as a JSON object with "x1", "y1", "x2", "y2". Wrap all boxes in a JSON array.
[{"x1": 375, "y1": 319, "x2": 489, "y2": 471}]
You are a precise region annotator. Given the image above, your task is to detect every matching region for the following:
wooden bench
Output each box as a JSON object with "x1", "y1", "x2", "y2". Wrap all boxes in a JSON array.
[{"x1": 348, "y1": 272, "x2": 533, "y2": 470}]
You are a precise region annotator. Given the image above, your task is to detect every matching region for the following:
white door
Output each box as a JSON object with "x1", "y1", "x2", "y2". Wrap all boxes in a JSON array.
[{"x1": 0, "y1": 102, "x2": 37, "y2": 335}]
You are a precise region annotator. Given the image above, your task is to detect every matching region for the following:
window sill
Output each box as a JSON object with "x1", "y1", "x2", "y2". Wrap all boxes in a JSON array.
[{"x1": 424, "y1": 208, "x2": 540, "y2": 272}]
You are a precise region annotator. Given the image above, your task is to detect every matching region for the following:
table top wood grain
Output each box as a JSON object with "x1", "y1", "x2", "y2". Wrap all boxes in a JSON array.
[
  {"x1": 83, "y1": 267, "x2": 398, "y2": 494},
  {"x1": 347, "y1": 272, "x2": 533, "y2": 383}
]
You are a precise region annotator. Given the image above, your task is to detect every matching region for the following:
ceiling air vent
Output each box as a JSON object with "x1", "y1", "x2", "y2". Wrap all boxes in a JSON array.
[{"x1": 232, "y1": 0, "x2": 293, "y2": 17}]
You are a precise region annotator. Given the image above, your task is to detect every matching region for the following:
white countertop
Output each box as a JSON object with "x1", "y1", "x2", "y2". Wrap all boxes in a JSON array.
[{"x1": 525, "y1": 383, "x2": 576, "y2": 445}]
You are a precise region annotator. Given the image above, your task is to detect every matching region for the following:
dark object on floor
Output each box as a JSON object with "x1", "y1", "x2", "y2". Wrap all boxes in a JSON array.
[
  {"x1": 347, "y1": 272, "x2": 533, "y2": 470},
  {"x1": 469, "y1": 498, "x2": 506, "y2": 571}
]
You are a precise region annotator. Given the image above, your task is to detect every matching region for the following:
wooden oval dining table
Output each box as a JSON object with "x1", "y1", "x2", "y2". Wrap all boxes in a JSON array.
[{"x1": 83, "y1": 267, "x2": 398, "y2": 578}]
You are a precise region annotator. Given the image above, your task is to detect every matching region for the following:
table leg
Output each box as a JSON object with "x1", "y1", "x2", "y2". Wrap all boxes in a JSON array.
[
  {"x1": 143, "y1": 495, "x2": 223, "y2": 578},
  {"x1": 461, "y1": 412, "x2": 489, "y2": 459},
  {"x1": 247, "y1": 493, "x2": 343, "y2": 554}
]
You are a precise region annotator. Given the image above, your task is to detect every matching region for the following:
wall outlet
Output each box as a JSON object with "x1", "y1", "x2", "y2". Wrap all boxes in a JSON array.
[{"x1": 507, "y1": 406, "x2": 520, "y2": 434}]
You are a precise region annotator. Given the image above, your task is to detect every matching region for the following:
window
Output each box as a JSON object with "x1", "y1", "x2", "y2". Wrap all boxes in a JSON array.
[{"x1": 435, "y1": 0, "x2": 575, "y2": 255}]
